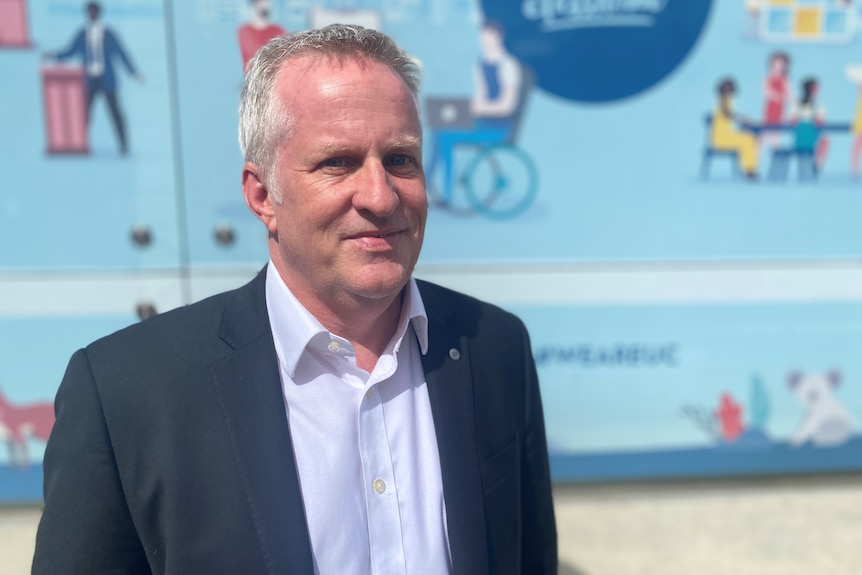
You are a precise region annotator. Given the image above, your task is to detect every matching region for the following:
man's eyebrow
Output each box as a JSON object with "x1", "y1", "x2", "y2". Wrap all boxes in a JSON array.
[
  {"x1": 388, "y1": 136, "x2": 422, "y2": 150},
  {"x1": 317, "y1": 136, "x2": 422, "y2": 155},
  {"x1": 317, "y1": 142, "x2": 353, "y2": 155}
]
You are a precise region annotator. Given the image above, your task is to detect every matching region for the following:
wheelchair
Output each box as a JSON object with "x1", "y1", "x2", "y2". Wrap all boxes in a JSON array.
[{"x1": 425, "y1": 71, "x2": 538, "y2": 219}]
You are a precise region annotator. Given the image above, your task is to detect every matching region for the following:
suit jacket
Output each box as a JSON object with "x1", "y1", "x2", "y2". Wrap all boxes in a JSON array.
[
  {"x1": 54, "y1": 26, "x2": 137, "y2": 91},
  {"x1": 33, "y1": 269, "x2": 557, "y2": 574}
]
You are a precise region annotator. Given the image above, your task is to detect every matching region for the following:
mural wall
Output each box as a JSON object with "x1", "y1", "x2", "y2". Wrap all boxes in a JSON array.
[{"x1": 3, "y1": 0, "x2": 862, "y2": 501}]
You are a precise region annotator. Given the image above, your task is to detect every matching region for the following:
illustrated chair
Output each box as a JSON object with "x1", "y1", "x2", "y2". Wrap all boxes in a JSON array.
[
  {"x1": 768, "y1": 122, "x2": 819, "y2": 182},
  {"x1": 700, "y1": 114, "x2": 740, "y2": 180}
]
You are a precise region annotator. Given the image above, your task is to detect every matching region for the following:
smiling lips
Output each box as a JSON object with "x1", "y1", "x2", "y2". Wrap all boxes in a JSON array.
[{"x1": 346, "y1": 229, "x2": 405, "y2": 250}]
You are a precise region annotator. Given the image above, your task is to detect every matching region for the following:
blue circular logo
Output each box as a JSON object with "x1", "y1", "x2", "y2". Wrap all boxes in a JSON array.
[{"x1": 481, "y1": 0, "x2": 713, "y2": 103}]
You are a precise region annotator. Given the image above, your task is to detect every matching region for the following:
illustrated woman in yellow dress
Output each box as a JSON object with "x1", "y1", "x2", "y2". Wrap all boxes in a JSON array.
[{"x1": 711, "y1": 78, "x2": 759, "y2": 180}]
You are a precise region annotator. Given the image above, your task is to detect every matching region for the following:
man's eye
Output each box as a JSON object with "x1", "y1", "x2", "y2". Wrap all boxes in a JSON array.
[
  {"x1": 322, "y1": 157, "x2": 347, "y2": 168},
  {"x1": 387, "y1": 154, "x2": 414, "y2": 167}
]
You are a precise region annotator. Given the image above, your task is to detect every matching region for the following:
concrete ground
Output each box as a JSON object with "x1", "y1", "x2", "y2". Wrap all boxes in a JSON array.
[{"x1": 4, "y1": 475, "x2": 862, "y2": 575}]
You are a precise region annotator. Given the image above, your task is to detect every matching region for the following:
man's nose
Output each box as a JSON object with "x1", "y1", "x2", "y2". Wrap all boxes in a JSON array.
[{"x1": 352, "y1": 160, "x2": 399, "y2": 216}]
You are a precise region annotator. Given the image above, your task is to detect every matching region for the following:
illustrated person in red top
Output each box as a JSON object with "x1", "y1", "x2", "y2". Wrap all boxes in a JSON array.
[
  {"x1": 762, "y1": 52, "x2": 792, "y2": 149},
  {"x1": 238, "y1": 0, "x2": 286, "y2": 72}
]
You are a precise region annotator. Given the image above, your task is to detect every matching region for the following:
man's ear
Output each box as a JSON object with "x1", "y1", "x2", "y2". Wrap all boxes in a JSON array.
[{"x1": 242, "y1": 162, "x2": 278, "y2": 234}]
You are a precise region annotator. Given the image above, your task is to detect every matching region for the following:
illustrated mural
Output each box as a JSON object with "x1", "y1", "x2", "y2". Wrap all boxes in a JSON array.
[
  {"x1": 424, "y1": 21, "x2": 537, "y2": 218},
  {"x1": 43, "y1": 1, "x2": 144, "y2": 156},
  {"x1": 750, "y1": 0, "x2": 858, "y2": 44},
  {"x1": 238, "y1": 0, "x2": 286, "y2": 71},
  {"x1": 0, "y1": 389, "x2": 54, "y2": 468},
  {"x1": 4, "y1": 0, "x2": 862, "y2": 501},
  {"x1": 0, "y1": 0, "x2": 32, "y2": 48},
  {"x1": 525, "y1": 301, "x2": 862, "y2": 482},
  {"x1": 702, "y1": 45, "x2": 856, "y2": 183}
]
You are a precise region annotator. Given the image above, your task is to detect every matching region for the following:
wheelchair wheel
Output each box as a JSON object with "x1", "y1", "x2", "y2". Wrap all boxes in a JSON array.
[{"x1": 463, "y1": 145, "x2": 537, "y2": 219}]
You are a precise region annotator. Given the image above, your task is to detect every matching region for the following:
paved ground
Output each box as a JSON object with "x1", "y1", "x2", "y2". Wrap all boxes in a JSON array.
[
  {"x1": 556, "y1": 475, "x2": 862, "y2": 575},
  {"x1": 5, "y1": 475, "x2": 862, "y2": 575}
]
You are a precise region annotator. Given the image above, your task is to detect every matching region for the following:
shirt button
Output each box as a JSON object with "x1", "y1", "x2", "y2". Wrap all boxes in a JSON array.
[
  {"x1": 327, "y1": 341, "x2": 341, "y2": 352},
  {"x1": 365, "y1": 388, "x2": 373, "y2": 399},
  {"x1": 373, "y1": 478, "x2": 386, "y2": 494}
]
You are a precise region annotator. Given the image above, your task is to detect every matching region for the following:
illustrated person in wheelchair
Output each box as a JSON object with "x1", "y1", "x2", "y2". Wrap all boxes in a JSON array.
[{"x1": 424, "y1": 21, "x2": 537, "y2": 218}]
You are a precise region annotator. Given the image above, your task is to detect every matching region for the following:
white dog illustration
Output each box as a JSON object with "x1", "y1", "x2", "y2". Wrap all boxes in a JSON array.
[{"x1": 788, "y1": 371, "x2": 854, "y2": 447}]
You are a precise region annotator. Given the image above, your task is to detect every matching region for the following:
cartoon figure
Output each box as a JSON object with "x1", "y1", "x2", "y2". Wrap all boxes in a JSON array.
[
  {"x1": 716, "y1": 392, "x2": 744, "y2": 442},
  {"x1": 0, "y1": 388, "x2": 55, "y2": 467},
  {"x1": 846, "y1": 63, "x2": 862, "y2": 178},
  {"x1": 426, "y1": 21, "x2": 526, "y2": 205},
  {"x1": 749, "y1": 374, "x2": 770, "y2": 431},
  {"x1": 471, "y1": 22, "x2": 523, "y2": 127},
  {"x1": 789, "y1": 77, "x2": 829, "y2": 174},
  {"x1": 43, "y1": 1, "x2": 143, "y2": 155},
  {"x1": 238, "y1": 0, "x2": 286, "y2": 72},
  {"x1": 762, "y1": 52, "x2": 792, "y2": 149},
  {"x1": 744, "y1": 0, "x2": 760, "y2": 38},
  {"x1": 683, "y1": 375, "x2": 773, "y2": 450},
  {"x1": 788, "y1": 371, "x2": 854, "y2": 447},
  {"x1": 710, "y1": 78, "x2": 760, "y2": 180}
]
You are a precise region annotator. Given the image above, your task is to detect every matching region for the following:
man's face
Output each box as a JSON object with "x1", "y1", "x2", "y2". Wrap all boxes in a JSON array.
[{"x1": 258, "y1": 56, "x2": 426, "y2": 311}]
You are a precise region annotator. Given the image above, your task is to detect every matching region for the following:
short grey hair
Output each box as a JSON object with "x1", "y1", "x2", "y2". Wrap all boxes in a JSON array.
[{"x1": 238, "y1": 24, "x2": 421, "y2": 202}]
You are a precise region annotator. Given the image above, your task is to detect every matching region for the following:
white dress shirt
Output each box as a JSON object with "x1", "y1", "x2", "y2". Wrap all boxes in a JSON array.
[
  {"x1": 265, "y1": 262, "x2": 452, "y2": 575},
  {"x1": 85, "y1": 22, "x2": 105, "y2": 77}
]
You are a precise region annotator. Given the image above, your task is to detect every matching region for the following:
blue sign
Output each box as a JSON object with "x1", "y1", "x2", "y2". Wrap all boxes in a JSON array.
[{"x1": 482, "y1": 0, "x2": 714, "y2": 102}]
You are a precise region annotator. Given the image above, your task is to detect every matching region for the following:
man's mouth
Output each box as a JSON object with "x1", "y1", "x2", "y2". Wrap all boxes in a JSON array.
[{"x1": 349, "y1": 229, "x2": 402, "y2": 240}]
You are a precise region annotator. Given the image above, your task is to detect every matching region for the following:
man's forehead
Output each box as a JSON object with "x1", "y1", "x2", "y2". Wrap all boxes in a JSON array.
[
  {"x1": 277, "y1": 54, "x2": 395, "y2": 86},
  {"x1": 276, "y1": 54, "x2": 416, "y2": 107},
  {"x1": 275, "y1": 54, "x2": 417, "y2": 119}
]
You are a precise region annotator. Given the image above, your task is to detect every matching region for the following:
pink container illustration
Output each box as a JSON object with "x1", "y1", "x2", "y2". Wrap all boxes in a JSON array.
[
  {"x1": 42, "y1": 65, "x2": 89, "y2": 155},
  {"x1": 0, "y1": 0, "x2": 31, "y2": 48}
]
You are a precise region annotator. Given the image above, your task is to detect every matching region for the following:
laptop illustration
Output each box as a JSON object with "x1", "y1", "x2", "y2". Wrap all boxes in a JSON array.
[{"x1": 425, "y1": 97, "x2": 473, "y2": 130}]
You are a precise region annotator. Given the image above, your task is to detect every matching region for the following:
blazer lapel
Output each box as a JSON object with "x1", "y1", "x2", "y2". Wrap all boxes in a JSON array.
[
  {"x1": 211, "y1": 269, "x2": 314, "y2": 574},
  {"x1": 420, "y1": 283, "x2": 490, "y2": 575}
]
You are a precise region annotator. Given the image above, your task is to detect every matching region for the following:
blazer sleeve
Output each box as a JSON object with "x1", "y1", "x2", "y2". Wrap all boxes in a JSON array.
[
  {"x1": 53, "y1": 30, "x2": 86, "y2": 62},
  {"x1": 106, "y1": 29, "x2": 138, "y2": 76},
  {"x1": 32, "y1": 349, "x2": 150, "y2": 575},
  {"x1": 519, "y1": 322, "x2": 558, "y2": 574}
]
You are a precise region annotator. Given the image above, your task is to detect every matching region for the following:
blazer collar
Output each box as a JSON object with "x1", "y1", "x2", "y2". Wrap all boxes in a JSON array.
[
  {"x1": 419, "y1": 281, "x2": 491, "y2": 575},
  {"x1": 213, "y1": 267, "x2": 314, "y2": 574}
]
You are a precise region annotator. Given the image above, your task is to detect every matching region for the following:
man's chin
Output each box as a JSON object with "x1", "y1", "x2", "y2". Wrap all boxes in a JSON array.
[{"x1": 347, "y1": 268, "x2": 412, "y2": 301}]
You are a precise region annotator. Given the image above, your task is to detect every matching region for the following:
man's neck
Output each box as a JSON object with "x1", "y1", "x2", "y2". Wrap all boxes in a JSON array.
[
  {"x1": 313, "y1": 294, "x2": 402, "y2": 373},
  {"x1": 273, "y1": 267, "x2": 405, "y2": 373}
]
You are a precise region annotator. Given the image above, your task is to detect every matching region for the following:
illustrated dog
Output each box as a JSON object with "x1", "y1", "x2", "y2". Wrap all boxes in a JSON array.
[{"x1": 0, "y1": 388, "x2": 55, "y2": 467}]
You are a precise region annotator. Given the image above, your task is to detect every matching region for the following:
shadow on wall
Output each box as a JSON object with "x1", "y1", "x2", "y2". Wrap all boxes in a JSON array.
[{"x1": 560, "y1": 562, "x2": 590, "y2": 575}]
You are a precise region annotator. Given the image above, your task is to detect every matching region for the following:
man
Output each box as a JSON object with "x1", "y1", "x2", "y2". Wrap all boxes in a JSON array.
[
  {"x1": 45, "y1": 1, "x2": 143, "y2": 155},
  {"x1": 33, "y1": 25, "x2": 557, "y2": 574}
]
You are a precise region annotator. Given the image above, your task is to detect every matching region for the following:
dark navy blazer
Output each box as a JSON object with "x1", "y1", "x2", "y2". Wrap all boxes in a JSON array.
[
  {"x1": 33, "y1": 268, "x2": 557, "y2": 574},
  {"x1": 54, "y1": 26, "x2": 137, "y2": 91}
]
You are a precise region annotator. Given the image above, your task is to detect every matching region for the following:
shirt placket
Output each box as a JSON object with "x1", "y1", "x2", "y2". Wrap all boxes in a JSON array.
[{"x1": 358, "y1": 355, "x2": 406, "y2": 575}]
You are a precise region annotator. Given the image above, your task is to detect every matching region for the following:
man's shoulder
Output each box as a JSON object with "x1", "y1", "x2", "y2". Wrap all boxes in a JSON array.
[
  {"x1": 86, "y1": 273, "x2": 261, "y2": 358},
  {"x1": 416, "y1": 279, "x2": 525, "y2": 331}
]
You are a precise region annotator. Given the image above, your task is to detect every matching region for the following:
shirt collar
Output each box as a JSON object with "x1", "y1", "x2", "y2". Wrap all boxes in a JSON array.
[{"x1": 264, "y1": 260, "x2": 428, "y2": 379}]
